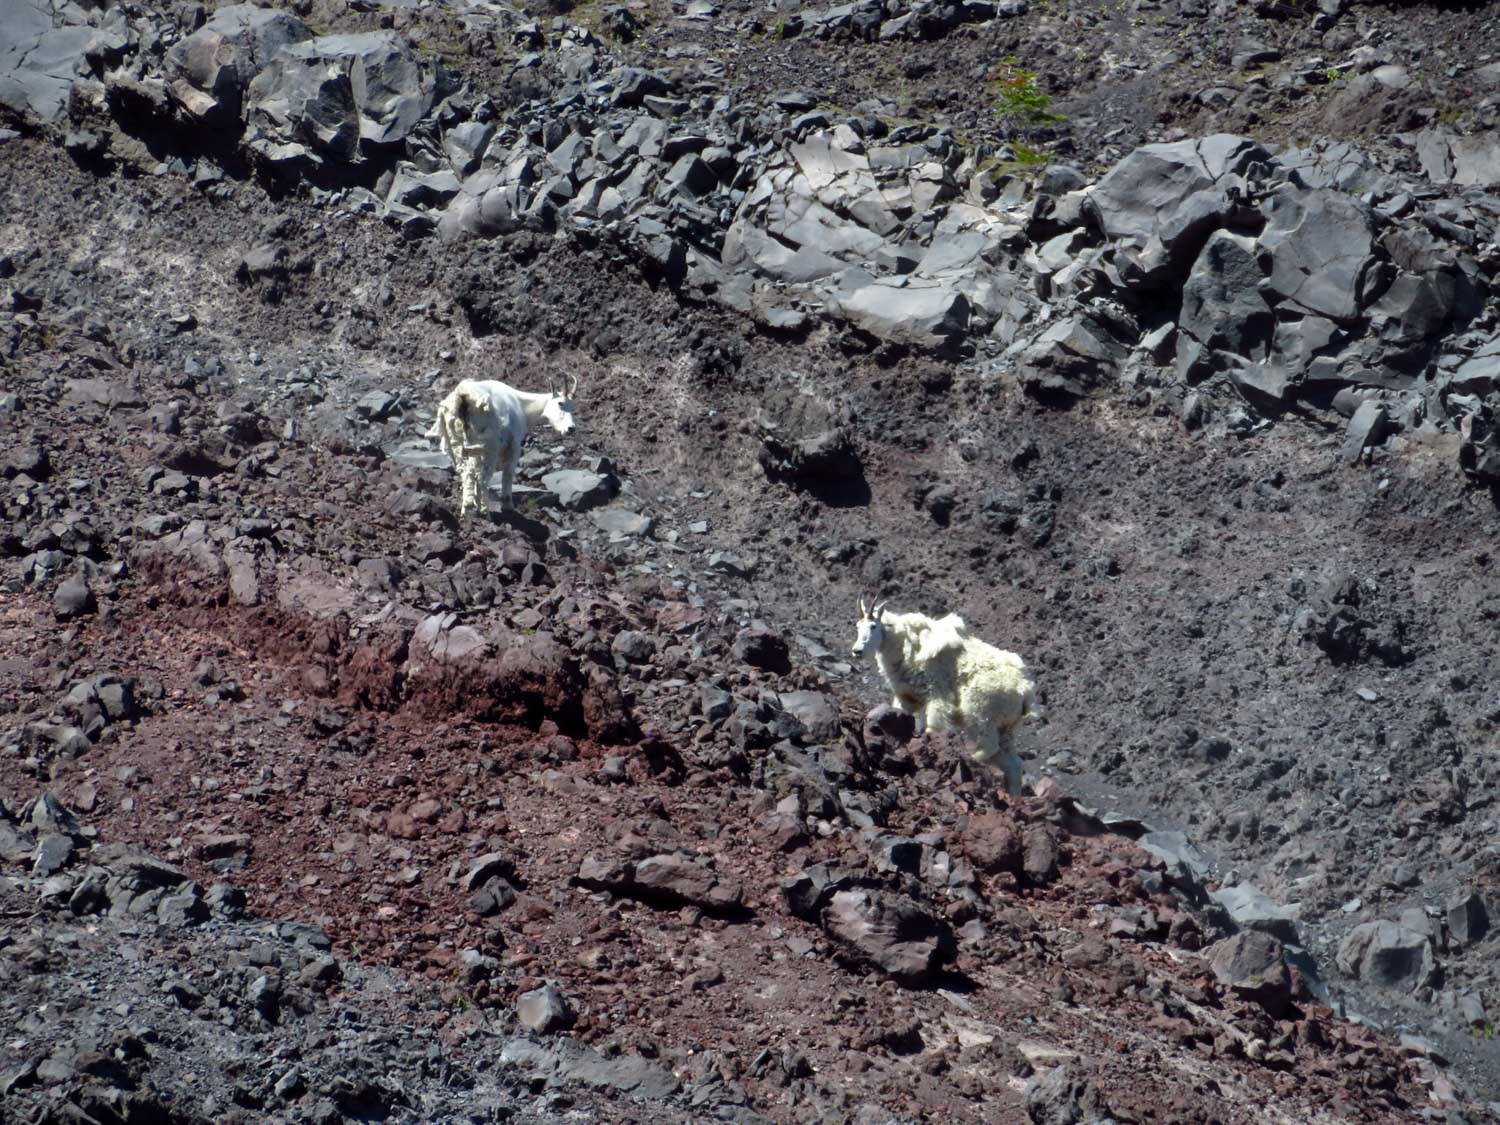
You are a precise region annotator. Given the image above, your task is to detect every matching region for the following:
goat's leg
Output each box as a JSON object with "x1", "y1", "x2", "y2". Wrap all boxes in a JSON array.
[
  {"x1": 976, "y1": 726, "x2": 1023, "y2": 795},
  {"x1": 973, "y1": 725, "x2": 999, "y2": 763},
  {"x1": 457, "y1": 454, "x2": 480, "y2": 517},
  {"x1": 499, "y1": 446, "x2": 517, "y2": 510}
]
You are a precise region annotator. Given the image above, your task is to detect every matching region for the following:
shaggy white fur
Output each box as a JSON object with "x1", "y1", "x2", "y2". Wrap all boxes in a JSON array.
[
  {"x1": 852, "y1": 600, "x2": 1037, "y2": 793},
  {"x1": 428, "y1": 377, "x2": 576, "y2": 516}
]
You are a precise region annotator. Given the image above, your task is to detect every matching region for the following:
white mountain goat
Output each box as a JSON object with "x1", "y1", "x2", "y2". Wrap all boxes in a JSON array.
[
  {"x1": 851, "y1": 598, "x2": 1038, "y2": 794},
  {"x1": 427, "y1": 376, "x2": 577, "y2": 517}
]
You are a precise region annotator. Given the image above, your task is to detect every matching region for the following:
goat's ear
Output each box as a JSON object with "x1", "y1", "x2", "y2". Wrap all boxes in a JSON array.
[
  {"x1": 873, "y1": 601, "x2": 887, "y2": 619},
  {"x1": 567, "y1": 373, "x2": 579, "y2": 398},
  {"x1": 858, "y1": 596, "x2": 867, "y2": 617}
]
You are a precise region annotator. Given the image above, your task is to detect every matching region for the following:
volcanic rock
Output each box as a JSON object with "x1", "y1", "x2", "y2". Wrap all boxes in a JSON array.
[
  {"x1": 1336, "y1": 920, "x2": 1438, "y2": 991},
  {"x1": 516, "y1": 983, "x2": 575, "y2": 1034},
  {"x1": 823, "y1": 887, "x2": 954, "y2": 984},
  {"x1": 1208, "y1": 931, "x2": 1293, "y2": 1017}
]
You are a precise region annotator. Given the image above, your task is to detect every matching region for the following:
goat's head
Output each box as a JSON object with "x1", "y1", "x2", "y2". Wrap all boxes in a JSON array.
[
  {"x1": 542, "y1": 374, "x2": 578, "y2": 436},
  {"x1": 851, "y1": 595, "x2": 887, "y2": 657}
]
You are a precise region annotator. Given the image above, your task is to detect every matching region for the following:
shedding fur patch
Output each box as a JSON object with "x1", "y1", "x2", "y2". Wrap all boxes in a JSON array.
[{"x1": 435, "y1": 387, "x2": 495, "y2": 517}]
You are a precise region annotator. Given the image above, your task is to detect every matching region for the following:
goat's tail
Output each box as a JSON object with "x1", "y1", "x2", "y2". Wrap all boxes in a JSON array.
[{"x1": 438, "y1": 388, "x2": 492, "y2": 452}]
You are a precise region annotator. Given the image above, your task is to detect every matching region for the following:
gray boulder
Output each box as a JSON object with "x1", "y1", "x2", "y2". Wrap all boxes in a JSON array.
[
  {"x1": 285, "y1": 33, "x2": 438, "y2": 145},
  {"x1": 590, "y1": 507, "x2": 653, "y2": 539},
  {"x1": 1336, "y1": 920, "x2": 1437, "y2": 991},
  {"x1": 1369, "y1": 271, "x2": 1458, "y2": 347},
  {"x1": 1341, "y1": 401, "x2": 1388, "y2": 464},
  {"x1": 1086, "y1": 134, "x2": 1268, "y2": 250},
  {"x1": 246, "y1": 56, "x2": 359, "y2": 161},
  {"x1": 837, "y1": 282, "x2": 969, "y2": 350},
  {"x1": 724, "y1": 222, "x2": 844, "y2": 285},
  {"x1": 1208, "y1": 931, "x2": 1293, "y2": 1017},
  {"x1": 611, "y1": 66, "x2": 671, "y2": 107},
  {"x1": 632, "y1": 853, "x2": 742, "y2": 910},
  {"x1": 0, "y1": 1, "x2": 130, "y2": 122},
  {"x1": 164, "y1": 5, "x2": 312, "y2": 124},
  {"x1": 500, "y1": 1037, "x2": 680, "y2": 1101},
  {"x1": 444, "y1": 120, "x2": 495, "y2": 176},
  {"x1": 1415, "y1": 129, "x2": 1500, "y2": 188},
  {"x1": 1459, "y1": 413, "x2": 1500, "y2": 485},
  {"x1": 32, "y1": 832, "x2": 72, "y2": 877},
  {"x1": 610, "y1": 630, "x2": 656, "y2": 664},
  {"x1": 1257, "y1": 186, "x2": 1377, "y2": 321},
  {"x1": 1138, "y1": 830, "x2": 1211, "y2": 900},
  {"x1": 411, "y1": 611, "x2": 489, "y2": 664},
  {"x1": 386, "y1": 166, "x2": 460, "y2": 209},
  {"x1": 542, "y1": 469, "x2": 616, "y2": 511},
  {"x1": 776, "y1": 690, "x2": 841, "y2": 742},
  {"x1": 1210, "y1": 882, "x2": 1299, "y2": 943},
  {"x1": 516, "y1": 983, "x2": 575, "y2": 1034},
  {"x1": 1024, "y1": 1064, "x2": 1109, "y2": 1125},
  {"x1": 1448, "y1": 134, "x2": 1500, "y2": 188},
  {"x1": 1016, "y1": 311, "x2": 1130, "y2": 398},
  {"x1": 823, "y1": 887, "x2": 954, "y2": 984},
  {"x1": 189, "y1": 4, "x2": 313, "y2": 71},
  {"x1": 707, "y1": 551, "x2": 756, "y2": 578},
  {"x1": 53, "y1": 574, "x2": 95, "y2": 620},
  {"x1": 1447, "y1": 892, "x2": 1489, "y2": 947},
  {"x1": 259, "y1": 32, "x2": 435, "y2": 152},
  {"x1": 699, "y1": 684, "x2": 734, "y2": 724},
  {"x1": 759, "y1": 427, "x2": 860, "y2": 486},
  {"x1": 1178, "y1": 230, "x2": 1272, "y2": 360},
  {"x1": 1451, "y1": 336, "x2": 1500, "y2": 397},
  {"x1": 578, "y1": 852, "x2": 743, "y2": 912},
  {"x1": 1266, "y1": 313, "x2": 1350, "y2": 392}
]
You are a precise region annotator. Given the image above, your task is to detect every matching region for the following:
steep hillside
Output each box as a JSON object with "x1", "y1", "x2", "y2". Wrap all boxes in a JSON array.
[{"x1": 2, "y1": 0, "x2": 1499, "y2": 1121}]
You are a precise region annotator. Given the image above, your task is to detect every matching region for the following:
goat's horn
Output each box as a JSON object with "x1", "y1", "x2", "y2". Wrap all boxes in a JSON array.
[{"x1": 567, "y1": 373, "x2": 578, "y2": 397}]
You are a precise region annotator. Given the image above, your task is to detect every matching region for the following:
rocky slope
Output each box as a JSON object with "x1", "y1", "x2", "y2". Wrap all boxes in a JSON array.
[{"x1": 3, "y1": 0, "x2": 1500, "y2": 1121}]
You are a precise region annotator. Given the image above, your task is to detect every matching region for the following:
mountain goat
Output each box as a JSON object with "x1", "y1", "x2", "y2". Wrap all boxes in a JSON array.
[
  {"x1": 851, "y1": 599, "x2": 1038, "y2": 794},
  {"x1": 428, "y1": 376, "x2": 577, "y2": 517}
]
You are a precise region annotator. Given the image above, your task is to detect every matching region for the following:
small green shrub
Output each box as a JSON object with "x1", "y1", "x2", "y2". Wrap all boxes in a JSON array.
[{"x1": 990, "y1": 61, "x2": 1062, "y2": 131}]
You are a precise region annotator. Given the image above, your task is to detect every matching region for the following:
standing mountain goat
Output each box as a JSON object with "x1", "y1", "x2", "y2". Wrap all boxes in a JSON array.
[
  {"x1": 851, "y1": 599, "x2": 1038, "y2": 794},
  {"x1": 428, "y1": 376, "x2": 577, "y2": 517}
]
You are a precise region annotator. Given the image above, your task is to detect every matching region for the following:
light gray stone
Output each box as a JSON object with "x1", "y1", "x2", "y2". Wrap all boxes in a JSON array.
[
  {"x1": 1208, "y1": 931, "x2": 1292, "y2": 1017},
  {"x1": 272, "y1": 31, "x2": 435, "y2": 149},
  {"x1": 542, "y1": 469, "x2": 615, "y2": 511},
  {"x1": 516, "y1": 983, "x2": 574, "y2": 1034},
  {"x1": 837, "y1": 282, "x2": 969, "y2": 349},
  {"x1": 1447, "y1": 891, "x2": 1489, "y2": 947},
  {"x1": 1341, "y1": 401, "x2": 1387, "y2": 464},
  {"x1": 1087, "y1": 134, "x2": 1268, "y2": 250},
  {"x1": 824, "y1": 888, "x2": 953, "y2": 984},
  {"x1": 1210, "y1": 882, "x2": 1299, "y2": 943},
  {"x1": 590, "y1": 507, "x2": 653, "y2": 539},
  {"x1": 776, "y1": 690, "x2": 841, "y2": 742},
  {"x1": 1336, "y1": 920, "x2": 1437, "y2": 991},
  {"x1": 1258, "y1": 186, "x2": 1377, "y2": 321},
  {"x1": 1179, "y1": 230, "x2": 1272, "y2": 358}
]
